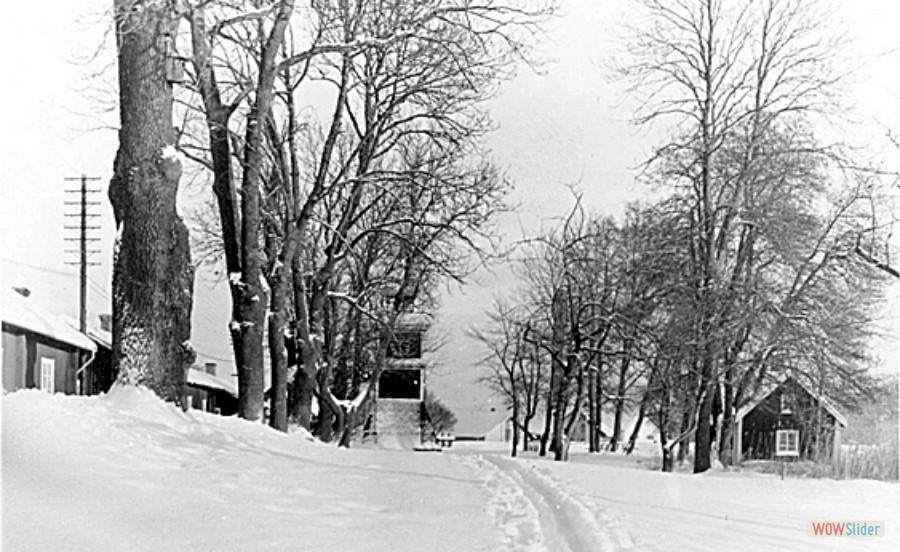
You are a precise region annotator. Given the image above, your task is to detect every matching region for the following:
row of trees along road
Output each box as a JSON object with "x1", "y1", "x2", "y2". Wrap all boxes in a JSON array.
[
  {"x1": 475, "y1": 0, "x2": 897, "y2": 470},
  {"x1": 110, "y1": 0, "x2": 552, "y2": 444}
]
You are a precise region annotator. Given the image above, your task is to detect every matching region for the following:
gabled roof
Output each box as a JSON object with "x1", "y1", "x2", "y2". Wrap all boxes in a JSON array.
[
  {"x1": 187, "y1": 368, "x2": 237, "y2": 396},
  {"x1": 736, "y1": 375, "x2": 848, "y2": 427},
  {"x1": 2, "y1": 287, "x2": 96, "y2": 352}
]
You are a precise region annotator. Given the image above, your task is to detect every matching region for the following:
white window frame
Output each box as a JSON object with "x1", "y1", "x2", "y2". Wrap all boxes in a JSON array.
[
  {"x1": 775, "y1": 429, "x2": 799, "y2": 457},
  {"x1": 40, "y1": 357, "x2": 56, "y2": 394}
]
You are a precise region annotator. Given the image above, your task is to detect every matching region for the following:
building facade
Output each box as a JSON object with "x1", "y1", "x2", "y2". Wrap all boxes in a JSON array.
[
  {"x1": 2, "y1": 287, "x2": 96, "y2": 395},
  {"x1": 374, "y1": 313, "x2": 431, "y2": 444}
]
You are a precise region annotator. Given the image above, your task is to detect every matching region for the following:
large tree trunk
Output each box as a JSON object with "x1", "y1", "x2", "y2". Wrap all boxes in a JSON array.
[
  {"x1": 693, "y1": 354, "x2": 715, "y2": 473},
  {"x1": 109, "y1": 0, "x2": 194, "y2": 402}
]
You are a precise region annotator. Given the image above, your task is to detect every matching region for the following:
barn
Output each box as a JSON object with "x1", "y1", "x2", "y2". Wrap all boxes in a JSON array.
[{"x1": 735, "y1": 376, "x2": 848, "y2": 463}]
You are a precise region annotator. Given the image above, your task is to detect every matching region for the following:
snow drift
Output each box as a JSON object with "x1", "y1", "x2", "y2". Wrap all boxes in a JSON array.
[{"x1": 2, "y1": 387, "x2": 496, "y2": 551}]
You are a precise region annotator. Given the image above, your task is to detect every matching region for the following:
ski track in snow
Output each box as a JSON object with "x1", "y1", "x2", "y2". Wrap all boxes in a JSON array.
[
  {"x1": 462, "y1": 453, "x2": 635, "y2": 552},
  {"x1": 460, "y1": 454, "x2": 546, "y2": 552}
]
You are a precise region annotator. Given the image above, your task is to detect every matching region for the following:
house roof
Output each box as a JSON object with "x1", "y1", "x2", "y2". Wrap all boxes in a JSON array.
[
  {"x1": 396, "y1": 312, "x2": 432, "y2": 331},
  {"x1": 2, "y1": 287, "x2": 96, "y2": 352},
  {"x1": 86, "y1": 327, "x2": 112, "y2": 349},
  {"x1": 187, "y1": 367, "x2": 237, "y2": 396},
  {"x1": 736, "y1": 375, "x2": 848, "y2": 427}
]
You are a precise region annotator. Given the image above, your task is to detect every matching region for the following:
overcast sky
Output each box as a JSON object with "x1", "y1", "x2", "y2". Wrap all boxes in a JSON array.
[{"x1": 1, "y1": 1, "x2": 898, "y2": 435}]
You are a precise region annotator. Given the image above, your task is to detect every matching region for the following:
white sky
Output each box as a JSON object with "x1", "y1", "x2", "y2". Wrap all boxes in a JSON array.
[{"x1": 1, "y1": 1, "x2": 897, "y2": 434}]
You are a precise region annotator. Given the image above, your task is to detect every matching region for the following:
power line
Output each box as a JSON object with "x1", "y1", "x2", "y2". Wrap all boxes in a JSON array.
[
  {"x1": 64, "y1": 175, "x2": 102, "y2": 333},
  {"x1": 1, "y1": 257, "x2": 79, "y2": 278}
]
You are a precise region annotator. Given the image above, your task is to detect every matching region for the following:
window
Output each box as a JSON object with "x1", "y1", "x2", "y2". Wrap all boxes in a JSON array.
[
  {"x1": 387, "y1": 332, "x2": 422, "y2": 359},
  {"x1": 779, "y1": 392, "x2": 794, "y2": 414},
  {"x1": 378, "y1": 369, "x2": 422, "y2": 399},
  {"x1": 775, "y1": 429, "x2": 799, "y2": 457},
  {"x1": 40, "y1": 357, "x2": 56, "y2": 394}
]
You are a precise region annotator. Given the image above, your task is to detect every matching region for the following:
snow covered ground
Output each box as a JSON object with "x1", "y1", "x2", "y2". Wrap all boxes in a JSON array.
[
  {"x1": 3, "y1": 389, "x2": 898, "y2": 551},
  {"x1": 469, "y1": 444, "x2": 900, "y2": 552}
]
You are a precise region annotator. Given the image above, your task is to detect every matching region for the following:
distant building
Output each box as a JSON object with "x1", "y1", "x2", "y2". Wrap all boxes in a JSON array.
[
  {"x1": 374, "y1": 313, "x2": 431, "y2": 444},
  {"x1": 736, "y1": 376, "x2": 848, "y2": 463},
  {"x1": 3, "y1": 286, "x2": 238, "y2": 416},
  {"x1": 184, "y1": 362, "x2": 238, "y2": 415},
  {"x1": 2, "y1": 286, "x2": 97, "y2": 395}
]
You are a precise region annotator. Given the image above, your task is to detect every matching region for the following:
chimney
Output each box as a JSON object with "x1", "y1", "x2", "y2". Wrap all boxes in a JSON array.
[
  {"x1": 12, "y1": 287, "x2": 30, "y2": 298},
  {"x1": 205, "y1": 362, "x2": 217, "y2": 376},
  {"x1": 99, "y1": 314, "x2": 112, "y2": 332}
]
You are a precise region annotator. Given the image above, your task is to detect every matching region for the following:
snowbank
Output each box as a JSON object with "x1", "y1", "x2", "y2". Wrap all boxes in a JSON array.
[{"x1": 2, "y1": 387, "x2": 496, "y2": 552}]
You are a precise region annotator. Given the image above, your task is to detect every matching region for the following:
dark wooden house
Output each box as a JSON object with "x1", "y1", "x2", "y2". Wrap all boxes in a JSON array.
[
  {"x1": 735, "y1": 376, "x2": 847, "y2": 463},
  {"x1": 2, "y1": 287, "x2": 96, "y2": 395}
]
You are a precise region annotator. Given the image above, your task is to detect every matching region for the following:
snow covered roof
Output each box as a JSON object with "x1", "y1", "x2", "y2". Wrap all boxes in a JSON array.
[
  {"x1": 1, "y1": 287, "x2": 96, "y2": 352},
  {"x1": 736, "y1": 375, "x2": 848, "y2": 427},
  {"x1": 86, "y1": 327, "x2": 112, "y2": 349},
  {"x1": 396, "y1": 312, "x2": 432, "y2": 330},
  {"x1": 187, "y1": 368, "x2": 237, "y2": 396}
]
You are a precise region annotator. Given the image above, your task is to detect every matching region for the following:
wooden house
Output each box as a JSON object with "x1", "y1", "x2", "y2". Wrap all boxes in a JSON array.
[
  {"x1": 2, "y1": 287, "x2": 96, "y2": 395},
  {"x1": 735, "y1": 376, "x2": 848, "y2": 463},
  {"x1": 3, "y1": 286, "x2": 238, "y2": 417}
]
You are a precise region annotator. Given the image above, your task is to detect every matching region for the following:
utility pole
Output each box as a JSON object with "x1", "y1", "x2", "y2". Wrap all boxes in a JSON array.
[{"x1": 64, "y1": 175, "x2": 102, "y2": 333}]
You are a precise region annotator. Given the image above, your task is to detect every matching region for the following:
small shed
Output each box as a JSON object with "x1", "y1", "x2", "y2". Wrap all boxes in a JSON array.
[
  {"x1": 735, "y1": 376, "x2": 848, "y2": 463},
  {"x1": 2, "y1": 287, "x2": 96, "y2": 395}
]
